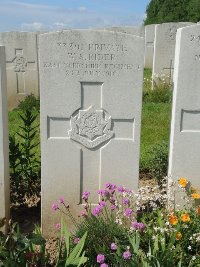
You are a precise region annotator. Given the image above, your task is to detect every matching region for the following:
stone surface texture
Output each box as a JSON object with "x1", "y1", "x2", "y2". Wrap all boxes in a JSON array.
[
  {"x1": 101, "y1": 26, "x2": 145, "y2": 37},
  {"x1": 0, "y1": 32, "x2": 39, "y2": 109},
  {"x1": 168, "y1": 24, "x2": 200, "y2": 189},
  {"x1": 152, "y1": 22, "x2": 194, "y2": 87},
  {"x1": 39, "y1": 30, "x2": 144, "y2": 236},
  {"x1": 144, "y1": 24, "x2": 156, "y2": 69},
  {"x1": 0, "y1": 46, "x2": 10, "y2": 224}
]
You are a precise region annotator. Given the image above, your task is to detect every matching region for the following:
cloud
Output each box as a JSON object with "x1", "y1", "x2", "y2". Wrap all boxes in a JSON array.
[
  {"x1": 0, "y1": 0, "x2": 144, "y2": 32},
  {"x1": 21, "y1": 22, "x2": 45, "y2": 31},
  {"x1": 78, "y1": 6, "x2": 87, "y2": 12}
]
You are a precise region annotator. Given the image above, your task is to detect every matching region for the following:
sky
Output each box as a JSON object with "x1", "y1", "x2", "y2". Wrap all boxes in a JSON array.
[{"x1": 0, "y1": 0, "x2": 150, "y2": 31}]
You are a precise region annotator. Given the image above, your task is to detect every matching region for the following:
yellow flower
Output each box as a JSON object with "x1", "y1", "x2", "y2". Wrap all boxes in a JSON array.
[
  {"x1": 181, "y1": 213, "x2": 190, "y2": 222},
  {"x1": 178, "y1": 178, "x2": 188, "y2": 187},
  {"x1": 176, "y1": 232, "x2": 182, "y2": 240},
  {"x1": 168, "y1": 214, "x2": 178, "y2": 225},
  {"x1": 191, "y1": 193, "x2": 200, "y2": 199}
]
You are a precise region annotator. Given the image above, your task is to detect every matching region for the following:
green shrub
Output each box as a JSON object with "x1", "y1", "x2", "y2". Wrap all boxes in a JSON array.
[
  {"x1": 0, "y1": 221, "x2": 47, "y2": 266},
  {"x1": 141, "y1": 141, "x2": 169, "y2": 184},
  {"x1": 143, "y1": 87, "x2": 172, "y2": 103},
  {"x1": 17, "y1": 94, "x2": 40, "y2": 112},
  {"x1": 9, "y1": 110, "x2": 40, "y2": 205}
]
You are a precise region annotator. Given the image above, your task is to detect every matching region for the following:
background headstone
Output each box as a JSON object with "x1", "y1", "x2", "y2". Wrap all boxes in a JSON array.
[
  {"x1": 39, "y1": 30, "x2": 144, "y2": 235},
  {"x1": 144, "y1": 24, "x2": 157, "y2": 69},
  {"x1": 168, "y1": 24, "x2": 200, "y2": 189},
  {"x1": 0, "y1": 46, "x2": 10, "y2": 226},
  {"x1": 0, "y1": 32, "x2": 39, "y2": 110},
  {"x1": 100, "y1": 26, "x2": 145, "y2": 37},
  {"x1": 152, "y1": 22, "x2": 194, "y2": 87}
]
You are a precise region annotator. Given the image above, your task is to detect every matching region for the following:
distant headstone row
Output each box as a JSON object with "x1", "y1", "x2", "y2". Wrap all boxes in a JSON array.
[{"x1": 0, "y1": 32, "x2": 39, "y2": 109}]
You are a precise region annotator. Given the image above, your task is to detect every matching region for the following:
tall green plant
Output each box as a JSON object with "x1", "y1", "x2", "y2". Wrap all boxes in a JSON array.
[{"x1": 9, "y1": 110, "x2": 40, "y2": 204}]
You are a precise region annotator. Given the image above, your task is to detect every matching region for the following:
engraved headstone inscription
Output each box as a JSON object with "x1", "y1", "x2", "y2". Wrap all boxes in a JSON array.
[
  {"x1": 0, "y1": 32, "x2": 39, "y2": 109},
  {"x1": 39, "y1": 30, "x2": 144, "y2": 235},
  {"x1": 0, "y1": 46, "x2": 10, "y2": 225},
  {"x1": 152, "y1": 22, "x2": 194, "y2": 88},
  {"x1": 168, "y1": 24, "x2": 200, "y2": 189}
]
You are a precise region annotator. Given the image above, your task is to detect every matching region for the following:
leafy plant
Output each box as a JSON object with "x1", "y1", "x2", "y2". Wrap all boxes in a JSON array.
[
  {"x1": 141, "y1": 141, "x2": 169, "y2": 184},
  {"x1": 0, "y1": 221, "x2": 47, "y2": 267},
  {"x1": 9, "y1": 110, "x2": 40, "y2": 205},
  {"x1": 55, "y1": 219, "x2": 87, "y2": 266},
  {"x1": 143, "y1": 87, "x2": 172, "y2": 104},
  {"x1": 17, "y1": 93, "x2": 40, "y2": 112}
]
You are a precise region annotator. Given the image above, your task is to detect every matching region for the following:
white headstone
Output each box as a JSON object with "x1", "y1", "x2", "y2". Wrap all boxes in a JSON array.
[
  {"x1": 168, "y1": 24, "x2": 200, "y2": 189},
  {"x1": 0, "y1": 32, "x2": 39, "y2": 110},
  {"x1": 39, "y1": 30, "x2": 144, "y2": 235},
  {"x1": 102, "y1": 26, "x2": 145, "y2": 37},
  {"x1": 144, "y1": 24, "x2": 157, "y2": 69},
  {"x1": 0, "y1": 46, "x2": 10, "y2": 225},
  {"x1": 152, "y1": 22, "x2": 194, "y2": 87}
]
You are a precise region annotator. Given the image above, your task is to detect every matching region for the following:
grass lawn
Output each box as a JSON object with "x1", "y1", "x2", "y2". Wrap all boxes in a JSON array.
[{"x1": 8, "y1": 68, "x2": 172, "y2": 172}]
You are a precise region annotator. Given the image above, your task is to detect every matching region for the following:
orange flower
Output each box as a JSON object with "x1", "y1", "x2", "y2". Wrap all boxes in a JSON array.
[
  {"x1": 181, "y1": 213, "x2": 190, "y2": 222},
  {"x1": 191, "y1": 193, "x2": 200, "y2": 199},
  {"x1": 197, "y1": 206, "x2": 200, "y2": 215},
  {"x1": 178, "y1": 178, "x2": 188, "y2": 187},
  {"x1": 168, "y1": 214, "x2": 178, "y2": 225},
  {"x1": 176, "y1": 232, "x2": 182, "y2": 240}
]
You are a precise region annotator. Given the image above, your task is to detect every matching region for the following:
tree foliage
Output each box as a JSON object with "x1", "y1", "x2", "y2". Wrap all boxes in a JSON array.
[{"x1": 144, "y1": 0, "x2": 200, "y2": 25}]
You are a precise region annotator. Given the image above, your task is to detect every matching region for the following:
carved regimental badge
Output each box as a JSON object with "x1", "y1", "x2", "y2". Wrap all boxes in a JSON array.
[
  {"x1": 69, "y1": 106, "x2": 114, "y2": 149},
  {"x1": 13, "y1": 55, "x2": 27, "y2": 72}
]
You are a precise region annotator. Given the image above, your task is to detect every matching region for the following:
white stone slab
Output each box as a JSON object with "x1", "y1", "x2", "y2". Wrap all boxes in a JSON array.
[
  {"x1": 0, "y1": 32, "x2": 39, "y2": 110},
  {"x1": 0, "y1": 46, "x2": 10, "y2": 225},
  {"x1": 144, "y1": 24, "x2": 157, "y2": 69},
  {"x1": 39, "y1": 30, "x2": 144, "y2": 235},
  {"x1": 168, "y1": 24, "x2": 200, "y2": 189},
  {"x1": 152, "y1": 22, "x2": 194, "y2": 87},
  {"x1": 101, "y1": 26, "x2": 145, "y2": 37}
]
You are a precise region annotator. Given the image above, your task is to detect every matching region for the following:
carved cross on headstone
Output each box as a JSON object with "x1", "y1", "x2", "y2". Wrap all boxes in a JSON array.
[
  {"x1": 48, "y1": 82, "x2": 134, "y2": 204},
  {"x1": 146, "y1": 41, "x2": 154, "y2": 48},
  {"x1": 163, "y1": 59, "x2": 174, "y2": 84},
  {"x1": 6, "y1": 49, "x2": 36, "y2": 94}
]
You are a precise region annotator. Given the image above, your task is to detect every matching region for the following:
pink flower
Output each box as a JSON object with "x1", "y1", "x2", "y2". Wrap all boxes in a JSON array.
[
  {"x1": 51, "y1": 203, "x2": 58, "y2": 211},
  {"x1": 110, "y1": 197, "x2": 116, "y2": 204},
  {"x1": 80, "y1": 210, "x2": 87, "y2": 218},
  {"x1": 110, "y1": 204, "x2": 117, "y2": 210},
  {"x1": 92, "y1": 206, "x2": 102, "y2": 216},
  {"x1": 124, "y1": 208, "x2": 133, "y2": 217},
  {"x1": 73, "y1": 237, "x2": 80, "y2": 244},
  {"x1": 122, "y1": 198, "x2": 130, "y2": 205},
  {"x1": 131, "y1": 221, "x2": 146, "y2": 232},
  {"x1": 82, "y1": 191, "x2": 90, "y2": 201},
  {"x1": 123, "y1": 250, "x2": 131, "y2": 260},
  {"x1": 118, "y1": 186, "x2": 125, "y2": 192},
  {"x1": 111, "y1": 242, "x2": 117, "y2": 251},
  {"x1": 97, "y1": 254, "x2": 105, "y2": 263},
  {"x1": 99, "y1": 201, "x2": 106, "y2": 208},
  {"x1": 105, "y1": 182, "x2": 112, "y2": 189},
  {"x1": 55, "y1": 223, "x2": 61, "y2": 230},
  {"x1": 105, "y1": 183, "x2": 116, "y2": 191},
  {"x1": 97, "y1": 189, "x2": 109, "y2": 197},
  {"x1": 59, "y1": 197, "x2": 65, "y2": 204},
  {"x1": 100, "y1": 264, "x2": 108, "y2": 267}
]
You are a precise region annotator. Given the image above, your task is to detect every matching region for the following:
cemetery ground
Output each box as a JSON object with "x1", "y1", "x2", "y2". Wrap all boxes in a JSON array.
[{"x1": 1, "y1": 69, "x2": 199, "y2": 266}]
